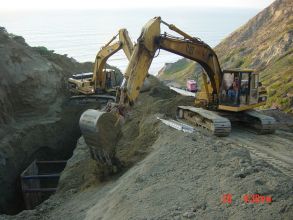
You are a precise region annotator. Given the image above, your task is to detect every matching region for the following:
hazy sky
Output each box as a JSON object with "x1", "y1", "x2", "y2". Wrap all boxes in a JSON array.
[{"x1": 1, "y1": 0, "x2": 275, "y2": 10}]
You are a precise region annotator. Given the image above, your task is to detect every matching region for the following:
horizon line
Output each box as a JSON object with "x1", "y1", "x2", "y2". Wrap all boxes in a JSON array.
[{"x1": 0, "y1": 5, "x2": 266, "y2": 11}]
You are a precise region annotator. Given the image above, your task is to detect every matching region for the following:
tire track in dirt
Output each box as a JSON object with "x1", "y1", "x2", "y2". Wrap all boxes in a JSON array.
[{"x1": 226, "y1": 128, "x2": 293, "y2": 178}]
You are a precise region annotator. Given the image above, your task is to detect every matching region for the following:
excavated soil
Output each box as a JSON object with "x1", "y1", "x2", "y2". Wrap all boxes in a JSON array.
[
  {"x1": 3, "y1": 76, "x2": 292, "y2": 220},
  {"x1": 51, "y1": 76, "x2": 194, "y2": 193}
]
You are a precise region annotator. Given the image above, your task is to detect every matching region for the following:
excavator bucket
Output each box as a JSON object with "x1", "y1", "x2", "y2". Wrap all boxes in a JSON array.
[{"x1": 79, "y1": 109, "x2": 121, "y2": 165}]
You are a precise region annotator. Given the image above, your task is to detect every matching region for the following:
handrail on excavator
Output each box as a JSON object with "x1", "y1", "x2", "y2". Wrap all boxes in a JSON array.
[{"x1": 161, "y1": 19, "x2": 195, "y2": 42}]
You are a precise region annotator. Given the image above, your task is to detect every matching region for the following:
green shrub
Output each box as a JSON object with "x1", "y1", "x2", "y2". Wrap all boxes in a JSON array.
[
  {"x1": 33, "y1": 46, "x2": 55, "y2": 57},
  {"x1": 234, "y1": 59, "x2": 244, "y2": 68},
  {"x1": 164, "y1": 58, "x2": 189, "y2": 75}
]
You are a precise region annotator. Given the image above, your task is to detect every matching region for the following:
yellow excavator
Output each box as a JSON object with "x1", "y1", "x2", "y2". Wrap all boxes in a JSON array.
[
  {"x1": 80, "y1": 17, "x2": 275, "y2": 162},
  {"x1": 68, "y1": 28, "x2": 134, "y2": 101}
]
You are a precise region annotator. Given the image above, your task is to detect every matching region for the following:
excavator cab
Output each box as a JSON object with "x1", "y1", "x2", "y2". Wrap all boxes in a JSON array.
[
  {"x1": 218, "y1": 69, "x2": 266, "y2": 111},
  {"x1": 68, "y1": 75, "x2": 94, "y2": 95},
  {"x1": 104, "y1": 69, "x2": 117, "y2": 90},
  {"x1": 68, "y1": 68, "x2": 117, "y2": 95}
]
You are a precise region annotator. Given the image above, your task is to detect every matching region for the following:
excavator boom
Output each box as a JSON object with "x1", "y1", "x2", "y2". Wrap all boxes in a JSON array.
[
  {"x1": 94, "y1": 29, "x2": 134, "y2": 90},
  {"x1": 122, "y1": 17, "x2": 222, "y2": 105}
]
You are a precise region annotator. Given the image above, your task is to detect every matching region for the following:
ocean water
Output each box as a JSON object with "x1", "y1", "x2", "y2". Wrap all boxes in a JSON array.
[{"x1": 0, "y1": 8, "x2": 258, "y2": 74}]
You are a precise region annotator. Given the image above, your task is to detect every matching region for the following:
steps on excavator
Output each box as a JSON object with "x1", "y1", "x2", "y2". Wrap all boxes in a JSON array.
[{"x1": 157, "y1": 117, "x2": 195, "y2": 133}]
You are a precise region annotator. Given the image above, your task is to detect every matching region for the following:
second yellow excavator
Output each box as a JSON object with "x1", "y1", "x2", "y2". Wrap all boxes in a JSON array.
[
  {"x1": 79, "y1": 17, "x2": 276, "y2": 162},
  {"x1": 68, "y1": 28, "x2": 134, "y2": 99}
]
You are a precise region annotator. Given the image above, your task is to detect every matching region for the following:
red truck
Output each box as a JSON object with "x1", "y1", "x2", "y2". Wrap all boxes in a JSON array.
[{"x1": 186, "y1": 80, "x2": 197, "y2": 92}]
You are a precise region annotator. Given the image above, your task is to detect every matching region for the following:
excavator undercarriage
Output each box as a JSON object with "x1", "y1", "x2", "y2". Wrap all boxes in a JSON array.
[
  {"x1": 177, "y1": 107, "x2": 275, "y2": 136},
  {"x1": 177, "y1": 106, "x2": 232, "y2": 136}
]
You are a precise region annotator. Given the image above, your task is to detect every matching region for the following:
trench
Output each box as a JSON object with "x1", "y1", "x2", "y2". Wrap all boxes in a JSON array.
[
  {"x1": 13, "y1": 148, "x2": 75, "y2": 214},
  {"x1": 1, "y1": 125, "x2": 80, "y2": 215}
]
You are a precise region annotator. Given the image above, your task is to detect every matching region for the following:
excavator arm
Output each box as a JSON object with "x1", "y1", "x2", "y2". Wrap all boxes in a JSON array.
[
  {"x1": 121, "y1": 17, "x2": 222, "y2": 105},
  {"x1": 93, "y1": 28, "x2": 134, "y2": 90}
]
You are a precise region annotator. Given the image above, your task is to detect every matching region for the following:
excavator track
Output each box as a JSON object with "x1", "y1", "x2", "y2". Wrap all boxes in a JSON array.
[
  {"x1": 228, "y1": 129, "x2": 293, "y2": 178},
  {"x1": 241, "y1": 110, "x2": 276, "y2": 134},
  {"x1": 70, "y1": 94, "x2": 116, "y2": 104},
  {"x1": 177, "y1": 106, "x2": 231, "y2": 137}
]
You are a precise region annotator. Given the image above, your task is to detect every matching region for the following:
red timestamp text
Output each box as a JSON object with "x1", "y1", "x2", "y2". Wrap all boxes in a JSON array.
[{"x1": 221, "y1": 193, "x2": 272, "y2": 204}]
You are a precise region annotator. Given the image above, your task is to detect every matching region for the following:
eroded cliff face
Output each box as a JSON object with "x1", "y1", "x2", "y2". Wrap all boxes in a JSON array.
[
  {"x1": 216, "y1": 0, "x2": 292, "y2": 67},
  {"x1": 0, "y1": 27, "x2": 95, "y2": 214},
  {"x1": 0, "y1": 29, "x2": 60, "y2": 124}
]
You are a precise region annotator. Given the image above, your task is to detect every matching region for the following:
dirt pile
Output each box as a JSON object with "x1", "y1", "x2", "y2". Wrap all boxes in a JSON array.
[
  {"x1": 54, "y1": 76, "x2": 194, "y2": 193},
  {"x1": 57, "y1": 137, "x2": 103, "y2": 192},
  {"x1": 84, "y1": 127, "x2": 293, "y2": 220},
  {"x1": 115, "y1": 76, "x2": 194, "y2": 167},
  {"x1": 2, "y1": 74, "x2": 292, "y2": 219},
  {"x1": 6, "y1": 109, "x2": 293, "y2": 220}
]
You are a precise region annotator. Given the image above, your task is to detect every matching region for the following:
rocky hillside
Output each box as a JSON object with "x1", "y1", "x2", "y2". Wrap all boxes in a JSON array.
[
  {"x1": 158, "y1": 58, "x2": 197, "y2": 87},
  {"x1": 0, "y1": 27, "x2": 91, "y2": 124},
  {"x1": 158, "y1": 0, "x2": 293, "y2": 112}
]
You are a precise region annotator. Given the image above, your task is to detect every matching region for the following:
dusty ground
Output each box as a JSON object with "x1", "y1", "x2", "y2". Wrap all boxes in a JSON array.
[
  {"x1": 6, "y1": 123, "x2": 293, "y2": 220},
  {"x1": 228, "y1": 128, "x2": 293, "y2": 178},
  {"x1": 3, "y1": 77, "x2": 292, "y2": 220}
]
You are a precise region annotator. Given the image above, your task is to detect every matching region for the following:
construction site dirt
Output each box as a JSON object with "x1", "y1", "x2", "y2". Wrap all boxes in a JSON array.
[{"x1": 2, "y1": 76, "x2": 292, "y2": 220}]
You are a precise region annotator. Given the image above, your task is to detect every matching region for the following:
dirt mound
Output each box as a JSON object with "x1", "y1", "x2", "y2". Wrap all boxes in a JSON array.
[
  {"x1": 57, "y1": 137, "x2": 107, "y2": 193},
  {"x1": 11, "y1": 122, "x2": 293, "y2": 220},
  {"x1": 116, "y1": 76, "x2": 194, "y2": 167},
  {"x1": 149, "y1": 84, "x2": 177, "y2": 99},
  {"x1": 55, "y1": 76, "x2": 193, "y2": 193},
  {"x1": 6, "y1": 74, "x2": 293, "y2": 220},
  {"x1": 84, "y1": 128, "x2": 293, "y2": 220}
]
